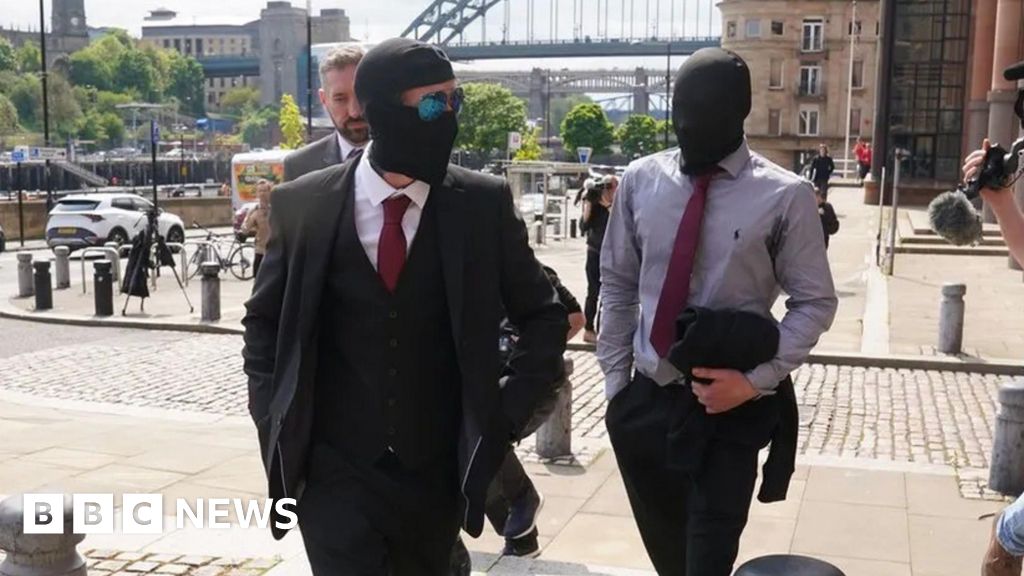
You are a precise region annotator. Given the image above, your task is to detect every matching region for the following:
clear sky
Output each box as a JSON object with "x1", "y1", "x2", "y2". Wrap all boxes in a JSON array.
[{"x1": 1, "y1": 0, "x2": 719, "y2": 72}]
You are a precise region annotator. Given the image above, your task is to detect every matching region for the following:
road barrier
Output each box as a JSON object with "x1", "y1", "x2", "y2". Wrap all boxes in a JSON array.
[
  {"x1": 33, "y1": 261, "x2": 52, "y2": 311},
  {"x1": 53, "y1": 246, "x2": 70, "y2": 289},
  {"x1": 938, "y1": 283, "x2": 966, "y2": 355},
  {"x1": 16, "y1": 252, "x2": 33, "y2": 297},
  {"x1": 0, "y1": 493, "x2": 87, "y2": 576},
  {"x1": 201, "y1": 262, "x2": 221, "y2": 322},
  {"x1": 93, "y1": 260, "x2": 114, "y2": 317},
  {"x1": 990, "y1": 379, "x2": 1024, "y2": 496}
]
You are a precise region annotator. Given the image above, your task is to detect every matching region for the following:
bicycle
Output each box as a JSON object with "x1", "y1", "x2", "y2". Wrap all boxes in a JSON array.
[{"x1": 185, "y1": 221, "x2": 257, "y2": 281}]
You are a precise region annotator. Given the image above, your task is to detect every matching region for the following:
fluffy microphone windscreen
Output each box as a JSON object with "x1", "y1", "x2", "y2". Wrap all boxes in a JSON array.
[{"x1": 928, "y1": 190, "x2": 984, "y2": 246}]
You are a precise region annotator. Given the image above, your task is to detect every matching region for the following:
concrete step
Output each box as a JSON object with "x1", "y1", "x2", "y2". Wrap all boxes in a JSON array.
[{"x1": 894, "y1": 243, "x2": 1009, "y2": 256}]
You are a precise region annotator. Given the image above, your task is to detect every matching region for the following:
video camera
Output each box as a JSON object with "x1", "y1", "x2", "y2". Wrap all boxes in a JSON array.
[{"x1": 966, "y1": 62, "x2": 1024, "y2": 197}]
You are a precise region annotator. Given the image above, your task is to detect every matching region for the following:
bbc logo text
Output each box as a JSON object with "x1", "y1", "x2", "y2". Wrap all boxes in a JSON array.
[{"x1": 22, "y1": 494, "x2": 298, "y2": 534}]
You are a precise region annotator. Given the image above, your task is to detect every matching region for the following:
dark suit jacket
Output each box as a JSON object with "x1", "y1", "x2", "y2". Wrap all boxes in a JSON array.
[
  {"x1": 242, "y1": 161, "x2": 568, "y2": 540},
  {"x1": 282, "y1": 133, "x2": 341, "y2": 182},
  {"x1": 666, "y1": 306, "x2": 798, "y2": 503}
]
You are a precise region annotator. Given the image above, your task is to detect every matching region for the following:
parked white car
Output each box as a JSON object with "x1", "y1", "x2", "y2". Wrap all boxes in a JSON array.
[{"x1": 46, "y1": 193, "x2": 185, "y2": 249}]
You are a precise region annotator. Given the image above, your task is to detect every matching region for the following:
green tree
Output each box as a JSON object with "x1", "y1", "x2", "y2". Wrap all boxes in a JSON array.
[
  {"x1": 167, "y1": 54, "x2": 206, "y2": 116},
  {"x1": 76, "y1": 112, "x2": 106, "y2": 142},
  {"x1": 16, "y1": 42, "x2": 41, "y2": 74},
  {"x1": 0, "y1": 94, "x2": 19, "y2": 139},
  {"x1": 513, "y1": 127, "x2": 543, "y2": 161},
  {"x1": 9, "y1": 75, "x2": 40, "y2": 128},
  {"x1": 0, "y1": 38, "x2": 16, "y2": 73},
  {"x1": 278, "y1": 94, "x2": 303, "y2": 149},
  {"x1": 99, "y1": 112, "x2": 125, "y2": 146},
  {"x1": 550, "y1": 94, "x2": 593, "y2": 136},
  {"x1": 114, "y1": 50, "x2": 158, "y2": 100},
  {"x1": 241, "y1": 105, "x2": 279, "y2": 148},
  {"x1": 455, "y1": 83, "x2": 528, "y2": 156},
  {"x1": 656, "y1": 119, "x2": 677, "y2": 148},
  {"x1": 615, "y1": 114, "x2": 661, "y2": 158},
  {"x1": 560, "y1": 103, "x2": 614, "y2": 155},
  {"x1": 48, "y1": 73, "x2": 84, "y2": 139},
  {"x1": 69, "y1": 49, "x2": 115, "y2": 91},
  {"x1": 96, "y1": 90, "x2": 132, "y2": 114},
  {"x1": 220, "y1": 86, "x2": 260, "y2": 117}
]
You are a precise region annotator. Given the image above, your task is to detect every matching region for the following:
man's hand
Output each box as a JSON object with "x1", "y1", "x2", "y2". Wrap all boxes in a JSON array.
[
  {"x1": 964, "y1": 138, "x2": 1011, "y2": 201},
  {"x1": 690, "y1": 368, "x2": 759, "y2": 414}
]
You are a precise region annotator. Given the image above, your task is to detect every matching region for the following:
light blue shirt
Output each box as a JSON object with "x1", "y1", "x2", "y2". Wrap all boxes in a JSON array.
[{"x1": 597, "y1": 141, "x2": 838, "y2": 399}]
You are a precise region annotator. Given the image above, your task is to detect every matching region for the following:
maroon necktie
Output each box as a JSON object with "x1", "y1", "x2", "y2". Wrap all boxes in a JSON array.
[
  {"x1": 649, "y1": 171, "x2": 717, "y2": 357},
  {"x1": 378, "y1": 195, "x2": 412, "y2": 293}
]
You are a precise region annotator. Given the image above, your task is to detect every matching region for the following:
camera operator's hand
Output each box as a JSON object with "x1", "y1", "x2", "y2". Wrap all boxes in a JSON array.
[{"x1": 964, "y1": 139, "x2": 1012, "y2": 200}]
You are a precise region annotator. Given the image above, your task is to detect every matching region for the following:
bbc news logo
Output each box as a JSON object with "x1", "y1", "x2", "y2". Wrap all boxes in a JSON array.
[{"x1": 23, "y1": 494, "x2": 298, "y2": 534}]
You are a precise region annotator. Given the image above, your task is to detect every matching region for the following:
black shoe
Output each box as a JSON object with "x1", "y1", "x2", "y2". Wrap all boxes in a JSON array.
[
  {"x1": 504, "y1": 489, "x2": 544, "y2": 540},
  {"x1": 501, "y1": 527, "x2": 541, "y2": 558},
  {"x1": 449, "y1": 536, "x2": 471, "y2": 576}
]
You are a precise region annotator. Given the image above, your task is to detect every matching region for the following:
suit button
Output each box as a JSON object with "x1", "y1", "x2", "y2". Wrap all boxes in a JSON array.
[
  {"x1": 388, "y1": 368, "x2": 398, "y2": 377},
  {"x1": 389, "y1": 338, "x2": 399, "y2": 348},
  {"x1": 389, "y1": 311, "x2": 398, "y2": 319}
]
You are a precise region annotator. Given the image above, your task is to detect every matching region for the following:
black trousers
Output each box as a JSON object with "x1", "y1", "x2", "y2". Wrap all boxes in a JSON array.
[
  {"x1": 606, "y1": 374, "x2": 769, "y2": 576},
  {"x1": 253, "y1": 253, "x2": 264, "y2": 278},
  {"x1": 814, "y1": 178, "x2": 830, "y2": 200},
  {"x1": 484, "y1": 449, "x2": 537, "y2": 536},
  {"x1": 585, "y1": 248, "x2": 601, "y2": 331},
  {"x1": 297, "y1": 443, "x2": 461, "y2": 576}
]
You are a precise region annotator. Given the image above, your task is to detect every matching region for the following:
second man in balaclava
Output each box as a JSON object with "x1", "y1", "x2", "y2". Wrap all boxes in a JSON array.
[{"x1": 597, "y1": 48, "x2": 838, "y2": 575}]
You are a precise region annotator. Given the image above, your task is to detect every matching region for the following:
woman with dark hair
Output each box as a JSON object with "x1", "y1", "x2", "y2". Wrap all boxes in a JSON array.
[{"x1": 579, "y1": 175, "x2": 616, "y2": 343}]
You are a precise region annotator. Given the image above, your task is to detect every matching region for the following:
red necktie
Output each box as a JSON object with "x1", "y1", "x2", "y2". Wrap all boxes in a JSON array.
[
  {"x1": 649, "y1": 171, "x2": 717, "y2": 357},
  {"x1": 378, "y1": 195, "x2": 412, "y2": 293}
]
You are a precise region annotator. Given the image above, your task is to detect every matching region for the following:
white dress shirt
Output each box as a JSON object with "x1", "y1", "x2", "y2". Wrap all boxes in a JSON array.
[
  {"x1": 353, "y1": 142, "x2": 431, "y2": 269},
  {"x1": 336, "y1": 132, "x2": 365, "y2": 163}
]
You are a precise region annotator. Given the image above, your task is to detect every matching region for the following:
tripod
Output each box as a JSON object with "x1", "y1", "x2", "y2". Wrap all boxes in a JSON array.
[{"x1": 121, "y1": 209, "x2": 194, "y2": 315}]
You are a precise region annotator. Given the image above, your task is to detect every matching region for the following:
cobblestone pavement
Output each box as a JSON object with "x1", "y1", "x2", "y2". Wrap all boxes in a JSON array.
[
  {"x1": 0, "y1": 320, "x2": 1012, "y2": 498},
  {"x1": 0, "y1": 549, "x2": 279, "y2": 576}
]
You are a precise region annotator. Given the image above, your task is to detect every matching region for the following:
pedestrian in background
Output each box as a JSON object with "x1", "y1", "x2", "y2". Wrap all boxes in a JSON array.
[
  {"x1": 578, "y1": 174, "x2": 616, "y2": 343},
  {"x1": 853, "y1": 137, "x2": 872, "y2": 183},
  {"x1": 810, "y1": 144, "x2": 835, "y2": 199},
  {"x1": 241, "y1": 179, "x2": 271, "y2": 277},
  {"x1": 816, "y1": 186, "x2": 839, "y2": 249}
]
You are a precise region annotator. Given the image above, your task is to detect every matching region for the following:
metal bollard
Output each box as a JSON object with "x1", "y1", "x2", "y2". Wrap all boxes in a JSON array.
[
  {"x1": 570, "y1": 218, "x2": 578, "y2": 238},
  {"x1": 93, "y1": 260, "x2": 113, "y2": 317},
  {"x1": 53, "y1": 247, "x2": 70, "y2": 289},
  {"x1": 104, "y1": 242, "x2": 121, "y2": 283},
  {"x1": 33, "y1": 261, "x2": 53, "y2": 311},
  {"x1": 201, "y1": 262, "x2": 221, "y2": 322},
  {"x1": 990, "y1": 379, "x2": 1024, "y2": 496},
  {"x1": 536, "y1": 356, "x2": 575, "y2": 459},
  {"x1": 16, "y1": 252, "x2": 33, "y2": 298},
  {"x1": 734, "y1": 555, "x2": 845, "y2": 576},
  {"x1": 938, "y1": 283, "x2": 966, "y2": 355},
  {"x1": 0, "y1": 493, "x2": 87, "y2": 576}
]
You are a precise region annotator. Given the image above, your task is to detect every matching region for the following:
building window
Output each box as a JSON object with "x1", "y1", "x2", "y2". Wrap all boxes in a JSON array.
[
  {"x1": 771, "y1": 21, "x2": 784, "y2": 36},
  {"x1": 184, "y1": 38, "x2": 192, "y2": 55},
  {"x1": 196, "y1": 38, "x2": 204, "y2": 55},
  {"x1": 208, "y1": 93, "x2": 216, "y2": 105},
  {"x1": 852, "y1": 60, "x2": 864, "y2": 89},
  {"x1": 850, "y1": 108, "x2": 862, "y2": 135},
  {"x1": 802, "y1": 18, "x2": 824, "y2": 52},
  {"x1": 727, "y1": 21, "x2": 737, "y2": 38},
  {"x1": 219, "y1": 78, "x2": 226, "y2": 88},
  {"x1": 799, "y1": 65, "x2": 822, "y2": 96},
  {"x1": 173, "y1": 38, "x2": 181, "y2": 52},
  {"x1": 769, "y1": 59, "x2": 784, "y2": 89},
  {"x1": 769, "y1": 109, "x2": 781, "y2": 136},
  {"x1": 848, "y1": 20, "x2": 862, "y2": 36},
  {"x1": 746, "y1": 20, "x2": 761, "y2": 38},
  {"x1": 163, "y1": 39, "x2": 170, "y2": 48},
  {"x1": 799, "y1": 106, "x2": 820, "y2": 136}
]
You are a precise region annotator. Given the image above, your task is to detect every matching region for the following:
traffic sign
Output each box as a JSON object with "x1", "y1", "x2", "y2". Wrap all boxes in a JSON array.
[
  {"x1": 577, "y1": 146, "x2": 593, "y2": 164},
  {"x1": 150, "y1": 120, "x2": 160, "y2": 145},
  {"x1": 11, "y1": 150, "x2": 25, "y2": 162},
  {"x1": 508, "y1": 131, "x2": 522, "y2": 151}
]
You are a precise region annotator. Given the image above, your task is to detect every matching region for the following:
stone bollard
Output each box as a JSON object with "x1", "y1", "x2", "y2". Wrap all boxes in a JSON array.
[
  {"x1": 17, "y1": 252, "x2": 34, "y2": 298},
  {"x1": 93, "y1": 260, "x2": 113, "y2": 317},
  {"x1": 536, "y1": 356, "x2": 575, "y2": 459},
  {"x1": 104, "y1": 242, "x2": 121, "y2": 283},
  {"x1": 33, "y1": 261, "x2": 53, "y2": 311},
  {"x1": 53, "y1": 247, "x2": 70, "y2": 290},
  {"x1": 201, "y1": 262, "x2": 221, "y2": 322},
  {"x1": 938, "y1": 283, "x2": 966, "y2": 355},
  {"x1": 0, "y1": 493, "x2": 87, "y2": 576},
  {"x1": 990, "y1": 379, "x2": 1024, "y2": 496},
  {"x1": 734, "y1": 555, "x2": 845, "y2": 576}
]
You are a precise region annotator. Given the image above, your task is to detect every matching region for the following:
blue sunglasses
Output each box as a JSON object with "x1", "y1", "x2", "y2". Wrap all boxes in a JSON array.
[{"x1": 418, "y1": 87, "x2": 464, "y2": 122}]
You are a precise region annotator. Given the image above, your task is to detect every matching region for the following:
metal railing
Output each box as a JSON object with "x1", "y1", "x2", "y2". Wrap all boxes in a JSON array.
[{"x1": 79, "y1": 247, "x2": 120, "y2": 294}]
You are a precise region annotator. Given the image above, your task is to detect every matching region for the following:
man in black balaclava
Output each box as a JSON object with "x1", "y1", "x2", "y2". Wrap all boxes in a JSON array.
[
  {"x1": 242, "y1": 38, "x2": 568, "y2": 575},
  {"x1": 598, "y1": 48, "x2": 837, "y2": 575}
]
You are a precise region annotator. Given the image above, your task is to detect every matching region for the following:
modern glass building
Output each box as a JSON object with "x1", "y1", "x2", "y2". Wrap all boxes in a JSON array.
[{"x1": 874, "y1": 0, "x2": 971, "y2": 183}]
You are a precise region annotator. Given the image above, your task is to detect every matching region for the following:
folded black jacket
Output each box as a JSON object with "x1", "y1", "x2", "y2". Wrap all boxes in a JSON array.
[{"x1": 666, "y1": 306, "x2": 798, "y2": 503}]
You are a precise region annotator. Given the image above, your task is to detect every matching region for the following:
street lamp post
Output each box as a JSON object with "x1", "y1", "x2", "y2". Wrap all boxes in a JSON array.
[
  {"x1": 38, "y1": 0, "x2": 50, "y2": 147},
  {"x1": 843, "y1": 0, "x2": 858, "y2": 179}
]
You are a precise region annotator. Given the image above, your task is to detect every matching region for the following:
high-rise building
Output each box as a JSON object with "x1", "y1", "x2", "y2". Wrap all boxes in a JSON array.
[{"x1": 720, "y1": 0, "x2": 880, "y2": 173}]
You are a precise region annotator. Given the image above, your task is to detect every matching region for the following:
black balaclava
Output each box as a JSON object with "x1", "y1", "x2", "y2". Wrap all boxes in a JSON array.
[
  {"x1": 671, "y1": 48, "x2": 751, "y2": 175},
  {"x1": 355, "y1": 38, "x2": 458, "y2": 186}
]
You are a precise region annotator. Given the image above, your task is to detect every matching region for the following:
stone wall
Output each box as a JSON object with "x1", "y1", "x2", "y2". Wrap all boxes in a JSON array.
[{"x1": 0, "y1": 197, "x2": 233, "y2": 242}]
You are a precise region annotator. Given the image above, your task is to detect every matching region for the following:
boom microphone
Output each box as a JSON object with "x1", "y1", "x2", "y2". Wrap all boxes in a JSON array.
[
  {"x1": 1004, "y1": 59, "x2": 1024, "y2": 81},
  {"x1": 928, "y1": 188, "x2": 983, "y2": 246}
]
